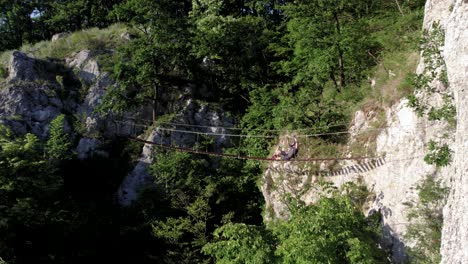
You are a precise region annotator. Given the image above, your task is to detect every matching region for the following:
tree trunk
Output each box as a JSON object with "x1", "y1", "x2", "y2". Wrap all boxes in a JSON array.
[
  {"x1": 333, "y1": 12, "x2": 346, "y2": 89},
  {"x1": 152, "y1": 83, "x2": 157, "y2": 122},
  {"x1": 330, "y1": 69, "x2": 338, "y2": 89}
]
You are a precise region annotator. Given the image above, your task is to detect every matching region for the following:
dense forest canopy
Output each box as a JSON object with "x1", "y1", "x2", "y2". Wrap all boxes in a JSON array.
[{"x1": 0, "y1": 0, "x2": 427, "y2": 263}]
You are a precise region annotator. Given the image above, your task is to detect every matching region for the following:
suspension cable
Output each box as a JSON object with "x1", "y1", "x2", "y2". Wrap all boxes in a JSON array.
[
  {"x1": 122, "y1": 116, "x2": 435, "y2": 133},
  {"x1": 115, "y1": 119, "x2": 434, "y2": 139},
  {"x1": 128, "y1": 136, "x2": 384, "y2": 162}
]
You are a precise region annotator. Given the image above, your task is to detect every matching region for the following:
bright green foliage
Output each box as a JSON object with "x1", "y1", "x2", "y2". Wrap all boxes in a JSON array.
[
  {"x1": 100, "y1": 0, "x2": 192, "y2": 120},
  {"x1": 407, "y1": 22, "x2": 456, "y2": 125},
  {"x1": 428, "y1": 95, "x2": 457, "y2": 126},
  {"x1": 277, "y1": 0, "x2": 377, "y2": 89},
  {"x1": 405, "y1": 176, "x2": 448, "y2": 263},
  {"x1": 0, "y1": 0, "x2": 121, "y2": 52},
  {"x1": 407, "y1": 94, "x2": 427, "y2": 116},
  {"x1": 147, "y1": 149, "x2": 263, "y2": 262},
  {"x1": 0, "y1": 0, "x2": 38, "y2": 51},
  {"x1": 203, "y1": 196, "x2": 387, "y2": 263},
  {"x1": 45, "y1": 1, "x2": 93, "y2": 32},
  {"x1": 190, "y1": 0, "x2": 269, "y2": 96},
  {"x1": 0, "y1": 66, "x2": 6, "y2": 78},
  {"x1": 424, "y1": 140, "x2": 452, "y2": 167},
  {"x1": 275, "y1": 197, "x2": 386, "y2": 264},
  {"x1": 151, "y1": 150, "x2": 209, "y2": 207},
  {"x1": 0, "y1": 126, "x2": 45, "y2": 180},
  {"x1": 46, "y1": 114, "x2": 73, "y2": 163},
  {"x1": 202, "y1": 223, "x2": 277, "y2": 264}
]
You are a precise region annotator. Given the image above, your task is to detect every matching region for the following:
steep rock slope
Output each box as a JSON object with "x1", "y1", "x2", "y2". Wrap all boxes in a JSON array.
[
  {"x1": 0, "y1": 51, "x2": 79, "y2": 138},
  {"x1": 262, "y1": 0, "x2": 467, "y2": 262},
  {"x1": 263, "y1": 99, "x2": 452, "y2": 262},
  {"x1": 0, "y1": 50, "x2": 138, "y2": 155},
  {"x1": 0, "y1": 49, "x2": 236, "y2": 207},
  {"x1": 440, "y1": 0, "x2": 468, "y2": 262},
  {"x1": 118, "y1": 99, "x2": 235, "y2": 205}
]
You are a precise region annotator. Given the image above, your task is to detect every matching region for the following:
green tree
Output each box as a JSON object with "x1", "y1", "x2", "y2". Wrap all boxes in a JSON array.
[
  {"x1": 190, "y1": 0, "x2": 270, "y2": 102},
  {"x1": 0, "y1": 125, "x2": 65, "y2": 262},
  {"x1": 46, "y1": 114, "x2": 73, "y2": 163},
  {"x1": 203, "y1": 196, "x2": 388, "y2": 263},
  {"x1": 44, "y1": 0, "x2": 122, "y2": 33},
  {"x1": 0, "y1": 0, "x2": 121, "y2": 52},
  {"x1": 145, "y1": 148, "x2": 263, "y2": 262},
  {"x1": 0, "y1": 0, "x2": 36, "y2": 51},
  {"x1": 277, "y1": 0, "x2": 377, "y2": 90},
  {"x1": 202, "y1": 223, "x2": 277, "y2": 264},
  {"x1": 100, "y1": 0, "x2": 192, "y2": 121},
  {"x1": 275, "y1": 197, "x2": 386, "y2": 264}
]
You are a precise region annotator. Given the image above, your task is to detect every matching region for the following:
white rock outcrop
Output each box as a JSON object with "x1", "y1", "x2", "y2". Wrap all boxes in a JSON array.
[
  {"x1": 117, "y1": 100, "x2": 236, "y2": 206},
  {"x1": 440, "y1": 0, "x2": 468, "y2": 263},
  {"x1": 117, "y1": 130, "x2": 156, "y2": 206},
  {"x1": 0, "y1": 52, "x2": 78, "y2": 138},
  {"x1": 66, "y1": 50, "x2": 101, "y2": 85}
]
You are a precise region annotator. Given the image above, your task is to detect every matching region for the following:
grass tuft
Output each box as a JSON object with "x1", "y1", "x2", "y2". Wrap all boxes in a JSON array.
[{"x1": 0, "y1": 23, "x2": 127, "y2": 66}]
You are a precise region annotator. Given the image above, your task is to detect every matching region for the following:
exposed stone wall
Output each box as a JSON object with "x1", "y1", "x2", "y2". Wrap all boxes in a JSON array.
[
  {"x1": 118, "y1": 99, "x2": 236, "y2": 206},
  {"x1": 0, "y1": 52, "x2": 78, "y2": 138},
  {"x1": 440, "y1": 0, "x2": 468, "y2": 263}
]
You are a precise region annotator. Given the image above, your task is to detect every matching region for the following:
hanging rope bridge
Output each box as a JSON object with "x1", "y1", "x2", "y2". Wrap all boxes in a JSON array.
[
  {"x1": 116, "y1": 117, "x2": 429, "y2": 177},
  {"x1": 115, "y1": 118, "x2": 435, "y2": 139},
  {"x1": 128, "y1": 136, "x2": 384, "y2": 162},
  {"x1": 119, "y1": 117, "x2": 434, "y2": 135}
]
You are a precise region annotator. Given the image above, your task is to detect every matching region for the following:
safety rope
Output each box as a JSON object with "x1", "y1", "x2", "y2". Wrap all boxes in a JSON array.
[
  {"x1": 123, "y1": 117, "x2": 351, "y2": 132},
  {"x1": 128, "y1": 136, "x2": 384, "y2": 162},
  {"x1": 122, "y1": 116, "x2": 436, "y2": 133},
  {"x1": 115, "y1": 119, "x2": 432, "y2": 139},
  {"x1": 128, "y1": 137, "x2": 425, "y2": 179}
]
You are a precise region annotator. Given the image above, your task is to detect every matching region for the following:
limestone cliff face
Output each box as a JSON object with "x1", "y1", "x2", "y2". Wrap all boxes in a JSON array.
[
  {"x1": 0, "y1": 52, "x2": 78, "y2": 138},
  {"x1": 118, "y1": 99, "x2": 235, "y2": 206},
  {"x1": 262, "y1": 0, "x2": 467, "y2": 263},
  {"x1": 0, "y1": 50, "x2": 236, "y2": 207},
  {"x1": 440, "y1": 0, "x2": 468, "y2": 263},
  {"x1": 0, "y1": 50, "x2": 139, "y2": 157},
  {"x1": 262, "y1": 99, "x2": 452, "y2": 262}
]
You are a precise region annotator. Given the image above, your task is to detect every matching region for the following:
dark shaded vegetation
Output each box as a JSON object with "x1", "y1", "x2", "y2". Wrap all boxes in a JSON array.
[{"x1": 0, "y1": 0, "x2": 123, "y2": 52}]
